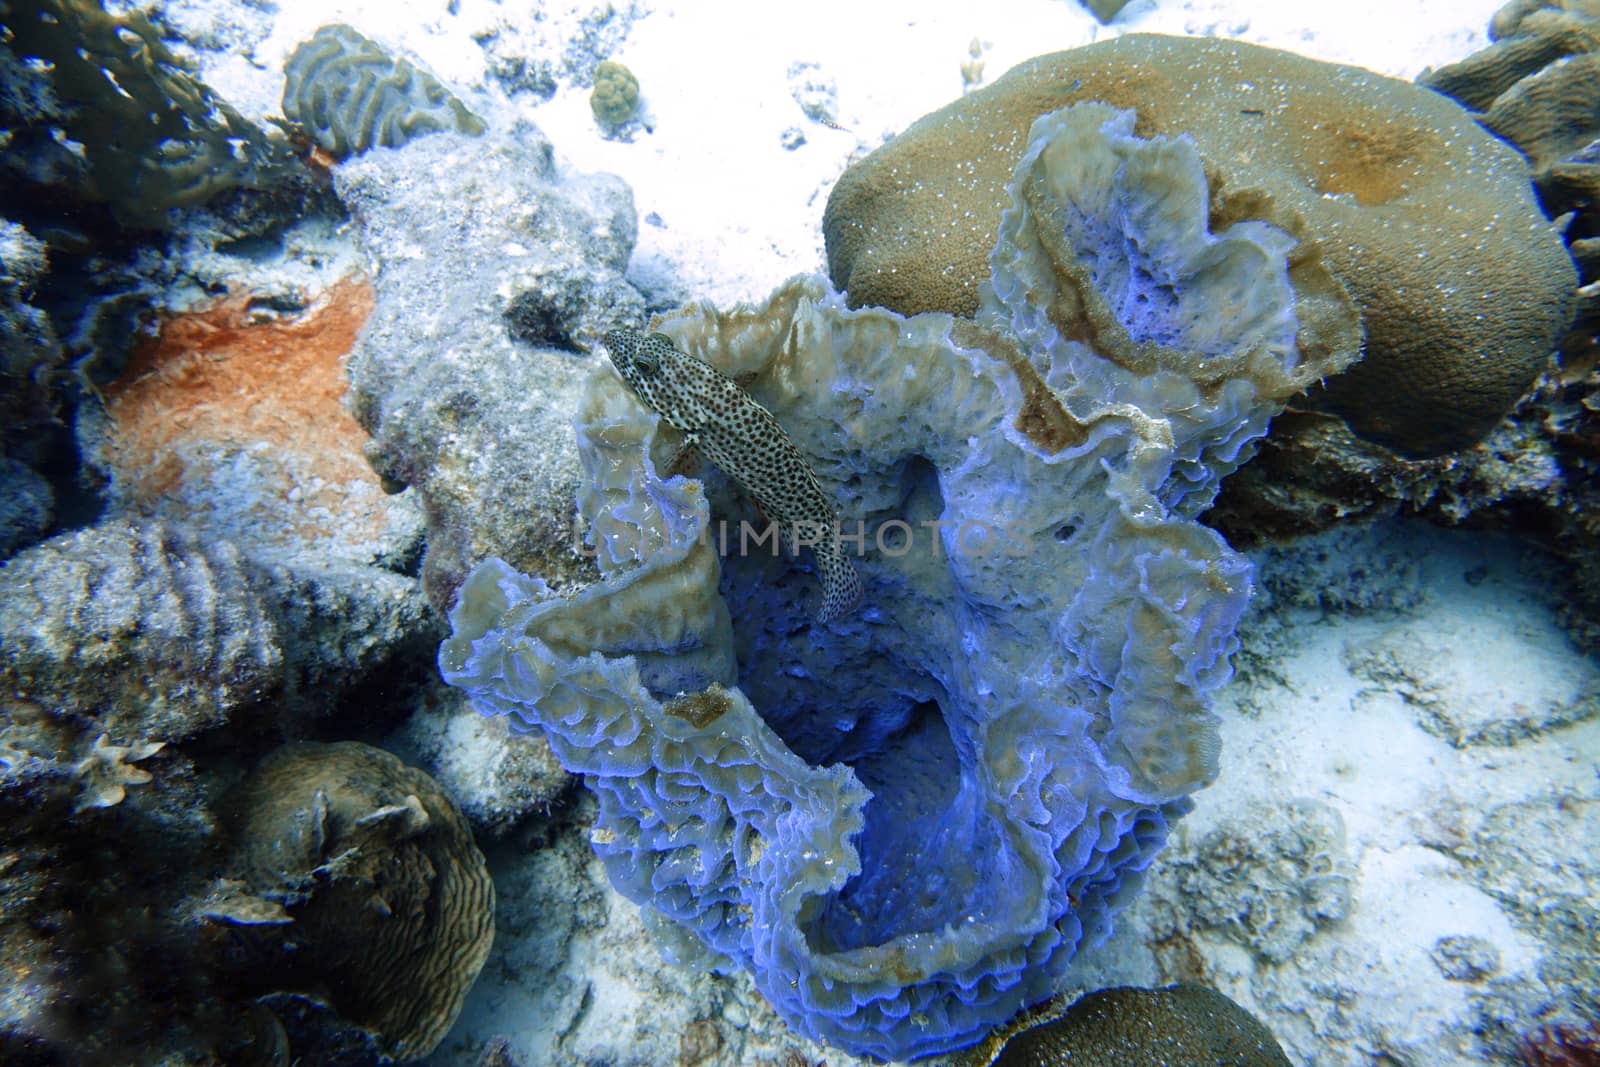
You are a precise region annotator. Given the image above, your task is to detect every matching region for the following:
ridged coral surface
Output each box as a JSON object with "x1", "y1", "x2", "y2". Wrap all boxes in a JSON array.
[
  {"x1": 282, "y1": 23, "x2": 486, "y2": 159},
  {"x1": 442, "y1": 103, "x2": 1359, "y2": 1059}
]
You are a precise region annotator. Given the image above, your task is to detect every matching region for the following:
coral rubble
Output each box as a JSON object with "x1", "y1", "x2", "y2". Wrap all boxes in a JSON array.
[{"x1": 442, "y1": 101, "x2": 1358, "y2": 1058}]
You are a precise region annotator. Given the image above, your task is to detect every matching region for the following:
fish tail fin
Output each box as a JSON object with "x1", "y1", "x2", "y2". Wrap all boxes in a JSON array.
[{"x1": 816, "y1": 541, "x2": 863, "y2": 623}]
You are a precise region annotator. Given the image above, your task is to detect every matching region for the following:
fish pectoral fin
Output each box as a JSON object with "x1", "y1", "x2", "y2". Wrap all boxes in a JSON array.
[{"x1": 666, "y1": 438, "x2": 701, "y2": 478}]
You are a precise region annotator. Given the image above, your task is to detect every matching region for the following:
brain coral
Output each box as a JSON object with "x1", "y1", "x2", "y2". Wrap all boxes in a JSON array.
[
  {"x1": 282, "y1": 24, "x2": 486, "y2": 159},
  {"x1": 823, "y1": 34, "x2": 1575, "y2": 457},
  {"x1": 442, "y1": 101, "x2": 1358, "y2": 1059},
  {"x1": 216, "y1": 742, "x2": 493, "y2": 1061}
]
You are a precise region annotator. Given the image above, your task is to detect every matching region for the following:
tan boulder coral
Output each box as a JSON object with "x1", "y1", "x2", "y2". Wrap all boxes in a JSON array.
[
  {"x1": 211, "y1": 742, "x2": 493, "y2": 1061},
  {"x1": 824, "y1": 34, "x2": 1576, "y2": 456}
]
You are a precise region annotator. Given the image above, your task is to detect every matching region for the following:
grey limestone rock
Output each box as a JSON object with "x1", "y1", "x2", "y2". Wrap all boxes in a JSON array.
[{"x1": 335, "y1": 124, "x2": 644, "y2": 607}]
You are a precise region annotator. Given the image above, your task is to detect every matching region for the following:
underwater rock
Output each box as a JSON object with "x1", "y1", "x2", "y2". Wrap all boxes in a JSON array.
[
  {"x1": 335, "y1": 123, "x2": 644, "y2": 608},
  {"x1": 0, "y1": 221, "x2": 63, "y2": 445},
  {"x1": 824, "y1": 34, "x2": 1575, "y2": 458},
  {"x1": 0, "y1": 519, "x2": 282, "y2": 743},
  {"x1": 0, "y1": 456, "x2": 51, "y2": 561},
  {"x1": 959, "y1": 984, "x2": 1292, "y2": 1066},
  {"x1": 0, "y1": 220, "x2": 63, "y2": 558},
  {"x1": 0, "y1": 0, "x2": 299, "y2": 227},
  {"x1": 215, "y1": 741, "x2": 494, "y2": 1062},
  {"x1": 390, "y1": 686, "x2": 571, "y2": 837},
  {"x1": 442, "y1": 101, "x2": 1359, "y2": 1059},
  {"x1": 282, "y1": 24, "x2": 487, "y2": 161},
  {"x1": 0, "y1": 518, "x2": 434, "y2": 743}
]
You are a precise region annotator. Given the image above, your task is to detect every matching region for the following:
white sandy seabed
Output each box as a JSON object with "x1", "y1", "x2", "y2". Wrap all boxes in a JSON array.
[{"x1": 178, "y1": 1, "x2": 1597, "y2": 1064}]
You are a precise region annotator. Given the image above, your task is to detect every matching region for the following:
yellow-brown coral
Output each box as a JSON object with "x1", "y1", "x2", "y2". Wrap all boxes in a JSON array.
[
  {"x1": 824, "y1": 35, "x2": 1576, "y2": 456},
  {"x1": 98, "y1": 276, "x2": 392, "y2": 555},
  {"x1": 216, "y1": 741, "x2": 494, "y2": 1061}
]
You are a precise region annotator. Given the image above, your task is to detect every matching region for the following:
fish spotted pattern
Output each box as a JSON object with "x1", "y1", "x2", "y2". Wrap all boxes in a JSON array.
[{"x1": 603, "y1": 328, "x2": 862, "y2": 622}]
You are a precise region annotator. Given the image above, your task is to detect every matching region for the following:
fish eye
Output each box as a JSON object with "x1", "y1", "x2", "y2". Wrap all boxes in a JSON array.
[{"x1": 633, "y1": 333, "x2": 678, "y2": 377}]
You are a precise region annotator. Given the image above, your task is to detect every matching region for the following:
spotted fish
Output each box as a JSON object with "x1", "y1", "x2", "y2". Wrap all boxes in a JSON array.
[{"x1": 603, "y1": 328, "x2": 862, "y2": 622}]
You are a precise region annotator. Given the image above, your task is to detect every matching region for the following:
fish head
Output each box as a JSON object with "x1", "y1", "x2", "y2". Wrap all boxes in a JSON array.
[{"x1": 603, "y1": 328, "x2": 676, "y2": 410}]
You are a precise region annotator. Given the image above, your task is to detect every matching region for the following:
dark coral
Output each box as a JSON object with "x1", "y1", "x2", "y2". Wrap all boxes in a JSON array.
[
  {"x1": 0, "y1": 0, "x2": 299, "y2": 227},
  {"x1": 959, "y1": 984, "x2": 1292, "y2": 1066},
  {"x1": 1521, "y1": 1021, "x2": 1600, "y2": 1066},
  {"x1": 212, "y1": 742, "x2": 494, "y2": 1061}
]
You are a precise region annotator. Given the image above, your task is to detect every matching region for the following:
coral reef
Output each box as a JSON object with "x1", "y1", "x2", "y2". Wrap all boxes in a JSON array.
[
  {"x1": 823, "y1": 34, "x2": 1574, "y2": 457},
  {"x1": 72, "y1": 733, "x2": 165, "y2": 812},
  {"x1": 1457, "y1": 794, "x2": 1600, "y2": 1045},
  {"x1": 0, "y1": 457, "x2": 51, "y2": 560},
  {"x1": 210, "y1": 741, "x2": 494, "y2": 1061},
  {"x1": 282, "y1": 24, "x2": 487, "y2": 161},
  {"x1": 1154, "y1": 799, "x2": 1353, "y2": 964},
  {"x1": 787, "y1": 61, "x2": 839, "y2": 125},
  {"x1": 0, "y1": 519, "x2": 283, "y2": 743},
  {"x1": 1206, "y1": 0, "x2": 1600, "y2": 649},
  {"x1": 1085, "y1": 519, "x2": 1600, "y2": 1067},
  {"x1": 334, "y1": 123, "x2": 644, "y2": 607},
  {"x1": 958, "y1": 984, "x2": 1292, "y2": 1066},
  {"x1": 1520, "y1": 1021, "x2": 1600, "y2": 1067},
  {"x1": 468, "y1": 0, "x2": 645, "y2": 100},
  {"x1": 1344, "y1": 619, "x2": 1600, "y2": 746},
  {"x1": 1205, "y1": 290, "x2": 1600, "y2": 651},
  {"x1": 0, "y1": 0, "x2": 298, "y2": 226},
  {"x1": 0, "y1": 221, "x2": 62, "y2": 452},
  {"x1": 390, "y1": 687, "x2": 571, "y2": 837},
  {"x1": 602, "y1": 328, "x2": 862, "y2": 622},
  {"x1": 442, "y1": 101, "x2": 1359, "y2": 1058}
]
